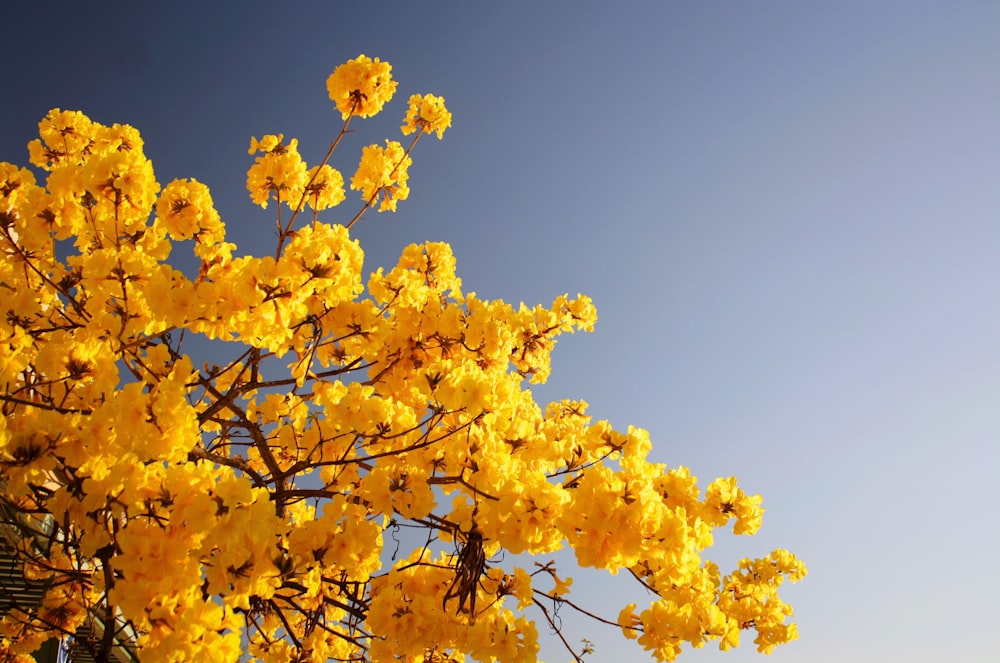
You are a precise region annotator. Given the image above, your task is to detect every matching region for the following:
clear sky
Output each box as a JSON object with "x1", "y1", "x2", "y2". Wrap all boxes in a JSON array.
[{"x1": 3, "y1": 2, "x2": 999, "y2": 662}]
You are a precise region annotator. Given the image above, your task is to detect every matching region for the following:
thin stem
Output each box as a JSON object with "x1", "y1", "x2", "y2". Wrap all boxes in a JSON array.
[
  {"x1": 275, "y1": 105, "x2": 358, "y2": 257},
  {"x1": 344, "y1": 128, "x2": 424, "y2": 231}
]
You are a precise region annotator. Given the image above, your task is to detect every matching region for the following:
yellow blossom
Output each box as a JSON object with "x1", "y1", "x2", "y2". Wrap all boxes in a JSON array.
[
  {"x1": 156, "y1": 178, "x2": 222, "y2": 241},
  {"x1": 246, "y1": 134, "x2": 307, "y2": 209},
  {"x1": 326, "y1": 54, "x2": 397, "y2": 119},
  {"x1": 303, "y1": 163, "x2": 346, "y2": 211},
  {"x1": 351, "y1": 139, "x2": 411, "y2": 212},
  {"x1": 402, "y1": 93, "x2": 453, "y2": 138}
]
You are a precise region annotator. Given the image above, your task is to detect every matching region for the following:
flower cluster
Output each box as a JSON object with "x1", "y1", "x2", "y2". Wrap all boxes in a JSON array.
[
  {"x1": 326, "y1": 54, "x2": 398, "y2": 119},
  {"x1": 303, "y1": 164, "x2": 346, "y2": 211},
  {"x1": 351, "y1": 140, "x2": 411, "y2": 212},
  {"x1": 246, "y1": 134, "x2": 308, "y2": 209},
  {"x1": 402, "y1": 93, "x2": 453, "y2": 138}
]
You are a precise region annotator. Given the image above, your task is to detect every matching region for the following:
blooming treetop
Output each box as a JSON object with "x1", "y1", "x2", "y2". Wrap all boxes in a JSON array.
[{"x1": 0, "y1": 55, "x2": 805, "y2": 663}]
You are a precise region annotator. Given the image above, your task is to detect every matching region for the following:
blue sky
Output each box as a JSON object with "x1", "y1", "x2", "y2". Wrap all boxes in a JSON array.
[{"x1": 4, "y1": 2, "x2": 999, "y2": 661}]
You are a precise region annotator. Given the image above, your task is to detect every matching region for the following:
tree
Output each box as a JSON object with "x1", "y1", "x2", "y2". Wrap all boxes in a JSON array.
[{"x1": 0, "y1": 55, "x2": 805, "y2": 663}]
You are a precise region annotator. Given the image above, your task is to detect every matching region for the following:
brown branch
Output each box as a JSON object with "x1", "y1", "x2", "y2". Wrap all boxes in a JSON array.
[
  {"x1": 1, "y1": 226, "x2": 89, "y2": 321},
  {"x1": 428, "y1": 475, "x2": 500, "y2": 502},
  {"x1": 186, "y1": 446, "x2": 268, "y2": 488},
  {"x1": 0, "y1": 394, "x2": 92, "y2": 415},
  {"x1": 531, "y1": 596, "x2": 586, "y2": 663},
  {"x1": 533, "y1": 588, "x2": 626, "y2": 630}
]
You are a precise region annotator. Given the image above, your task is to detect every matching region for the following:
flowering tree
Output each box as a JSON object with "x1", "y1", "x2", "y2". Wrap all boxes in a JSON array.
[{"x1": 0, "y1": 56, "x2": 805, "y2": 663}]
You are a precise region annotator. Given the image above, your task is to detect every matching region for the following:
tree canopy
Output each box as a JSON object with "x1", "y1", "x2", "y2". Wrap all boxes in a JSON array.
[{"x1": 0, "y1": 55, "x2": 805, "y2": 663}]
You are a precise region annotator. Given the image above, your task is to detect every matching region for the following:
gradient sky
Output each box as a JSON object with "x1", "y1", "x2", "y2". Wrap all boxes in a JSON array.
[{"x1": 4, "y1": 2, "x2": 999, "y2": 662}]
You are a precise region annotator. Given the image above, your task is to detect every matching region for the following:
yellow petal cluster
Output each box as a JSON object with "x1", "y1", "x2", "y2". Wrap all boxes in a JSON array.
[
  {"x1": 0, "y1": 56, "x2": 804, "y2": 663},
  {"x1": 303, "y1": 163, "x2": 346, "y2": 211},
  {"x1": 156, "y1": 177, "x2": 223, "y2": 241},
  {"x1": 351, "y1": 140, "x2": 411, "y2": 212},
  {"x1": 326, "y1": 54, "x2": 398, "y2": 120},
  {"x1": 246, "y1": 134, "x2": 308, "y2": 209},
  {"x1": 402, "y1": 93, "x2": 453, "y2": 138}
]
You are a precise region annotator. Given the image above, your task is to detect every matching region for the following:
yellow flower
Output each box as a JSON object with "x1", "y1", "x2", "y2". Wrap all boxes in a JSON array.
[
  {"x1": 703, "y1": 476, "x2": 764, "y2": 535},
  {"x1": 326, "y1": 55, "x2": 398, "y2": 120},
  {"x1": 550, "y1": 571, "x2": 573, "y2": 597},
  {"x1": 156, "y1": 178, "x2": 222, "y2": 241},
  {"x1": 618, "y1": 603, "x2": 641, "y2": 640},
  {"x1": 303, "y1": 164, "x2": 345, "y2": 211},
  {"x1": 0, "y1": 163, "x2": 38, "y2": 209},
  {"x1": 248, "y1": 134, "x2": 284, "y2": 155},
  {"x1": 401, "y1": 93, "x2": 452, "y2": 139},
  {"x1": 246, "y1": 135, "x2": 307, "y2": 209},
  {"x1": 351, "y1": 140, "x2": 411, "y2": 212},
  {"x1": 27, "y1": 109, "x2": 96, "y2": 169}
]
